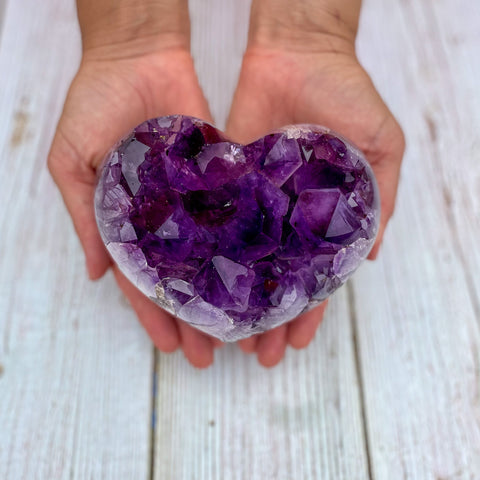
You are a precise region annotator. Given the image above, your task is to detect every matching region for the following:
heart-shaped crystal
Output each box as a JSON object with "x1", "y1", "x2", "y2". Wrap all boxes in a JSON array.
[{"x1": 95, "y1": 115, "x2": 380, "y2": 341}]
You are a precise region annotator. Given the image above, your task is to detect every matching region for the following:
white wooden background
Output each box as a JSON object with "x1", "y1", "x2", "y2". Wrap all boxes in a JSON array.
[{"x1": 0, "y1": 0, "x2": 479, "y2": 478}]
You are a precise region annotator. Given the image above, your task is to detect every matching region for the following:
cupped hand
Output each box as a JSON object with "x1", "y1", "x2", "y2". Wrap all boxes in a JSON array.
[
  {"x1": 48, "y1": 47, "x2": 224, "y2": 367},
  {"x1": 226, "y1": 45, "x2": 405, "y2": 366}
]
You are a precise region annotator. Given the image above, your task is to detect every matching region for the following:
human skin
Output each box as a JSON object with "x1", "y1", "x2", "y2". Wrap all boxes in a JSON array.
[
  {"x1": 48, "y1": 0, "x2": 225, "y2": 368},
  {"x1": 227, "y1": 0, "x2": 405, "y2": 365},
  {"x1": 48, "y1": 0, "x2": 404, "y2": 368}
]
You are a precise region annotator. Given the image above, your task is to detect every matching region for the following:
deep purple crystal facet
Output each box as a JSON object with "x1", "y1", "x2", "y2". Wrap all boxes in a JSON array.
[{"x1": 95, "y1": 115, "x2": 380, "y2": 341}]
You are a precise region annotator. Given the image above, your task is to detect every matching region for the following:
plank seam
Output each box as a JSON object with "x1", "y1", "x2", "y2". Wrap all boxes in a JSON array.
[
  {"x1": 149, "y1": 347, "x2": 159, "y2": 480},
  {"x1": 0, "y1": 0, "x2": 6, "y2": 45},
  {"x1": 442, "y1": 188, "x2": 480, "y2": 322},
  {"x1": 419, "y1": 0, "x2": 480, "y2": 325},
  {"x1": 347, "y1": 281, "x2": 374, "y2": 480}
]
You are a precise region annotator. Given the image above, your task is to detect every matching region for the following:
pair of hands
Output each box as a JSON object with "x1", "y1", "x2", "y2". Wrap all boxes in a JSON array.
[{"x1": 48, "y1": 8, "x2": 404, "y2": 368}]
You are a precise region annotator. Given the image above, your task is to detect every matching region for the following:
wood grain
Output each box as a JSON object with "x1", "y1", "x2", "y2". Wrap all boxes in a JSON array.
[
  {"x1": 152, "y1": 2, "x2": 370, "y2": 479},
  {"x1": 0, "y1": 0, "x2": 6, "y2": 38},
  {"x1": 189, "y1": 0, "x2": 252, "y2": 130},
  {"x1": 1, "y1": 0, "x2": 479, "y2": 478},
  {"x1": 153, "y1": 289, "x2": 370, "y2": 480},
  {"x1": 353, "y1": 0, "x2": 480, "y2": 477},
  {"x1": 0, "y1": 1, "x2": 153, "y2": 478}
]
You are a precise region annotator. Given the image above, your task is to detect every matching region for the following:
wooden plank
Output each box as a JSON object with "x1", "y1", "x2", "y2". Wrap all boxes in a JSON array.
[
  {"x1": 353, "y1": 0, "x2": 480, "y2": 477},
  {"x1": 423, "y1": 0, "x2": 480, "y2": 321},
  {"x1": 189, "y1": 0, "x2": 252, "y2": 130},
  {"x1": 153, "y1": 4, "x2": 369, "y2": 478},
  {"x1": 0, "y1": 0, "x2": 6, "y2": 38},
  {"x1": 154, "y1": 289, "x2": 369, "y2": 480},
  {"x1": 3, "y1": 0, "x2": 477, "y2": 477},
  {"x1": 0, "y1": 1, "x2": 153, "y2": 478}
]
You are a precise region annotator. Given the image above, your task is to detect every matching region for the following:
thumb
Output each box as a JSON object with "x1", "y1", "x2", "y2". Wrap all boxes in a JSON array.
[
  {"x1": 364, "y1": 118, "x2": 405, "y2": 260},
  {"x1": 48, "y1": 129, "x2": 111, "y2": 279}
]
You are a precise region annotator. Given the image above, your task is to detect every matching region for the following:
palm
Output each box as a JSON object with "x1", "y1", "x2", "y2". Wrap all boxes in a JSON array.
[
  {"x1": 226, "y1": 48, "x2": 404, "y2": 363},
  {"x1": 49, "y1": 49, "x2": 222, "y2": 367}
]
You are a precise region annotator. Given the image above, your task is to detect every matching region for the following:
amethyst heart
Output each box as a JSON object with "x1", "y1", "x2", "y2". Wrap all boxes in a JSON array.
[{"x1": 95, "y1": 115, "x2": 380, "y2": 341}]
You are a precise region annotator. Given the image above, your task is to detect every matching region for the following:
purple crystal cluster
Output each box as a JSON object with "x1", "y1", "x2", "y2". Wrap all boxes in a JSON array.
[{"x1": 95, "y1": 115, "x2": 379, "y2": 341}]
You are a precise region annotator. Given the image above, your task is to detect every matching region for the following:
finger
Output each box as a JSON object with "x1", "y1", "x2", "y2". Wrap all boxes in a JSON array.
[
  {"x1": 48, "y1": 57, "x2": 214, "y2": 279},
  {"x1": 112, "y1": 266, "x2": 180, "y2": 352},
  {"x1": 225, "y1": 66, "x2": 287, "y2": 144},
  {"x1": 211, "y1": 337, "x2": 225, "y2": 348},
  {"x1": 256, "y1": 324, "x2": 288, "y2": 368},
  {"x1": 288, "y1": 301, "x2": 328, "y2": 349},
  {"x1": 177, "y1": 321, "x2": 216, "y2": 368},
  {"x1": 367, "y1": 164, "x2": 399, "y2": 260},
  {"x1": 237, "y1": 336, "x2": 259, "y2": 353},
  {"x1": 48, "y1": 135, "x2": 111, "y2": 280},
  {"x1": 364, "y1": 115, "x2": 405, "y2": 260},
  {"x1": 367, "y1": 157, "x2": 401, "y2": 260}
]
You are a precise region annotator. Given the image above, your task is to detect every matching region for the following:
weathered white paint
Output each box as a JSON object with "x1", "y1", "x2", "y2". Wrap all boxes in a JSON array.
[
  {"x1": 189, "y1": 0, "x2": 252, "y2": 130},
  {"x1": 153, "y1": 288, "x2": 370, "y2": 480},
  {"x1": 354, "y1": 0, "x2": 480, "y2": 477},
  {"x1": 153, "y1": 3, "x2": 369, "y2": 479},
  {"x1": 1, "y1": 0, "x2": 479, "y2": 478},
  {"x1": 0, "y1": 1, "x2": 153, "y2": 479}
]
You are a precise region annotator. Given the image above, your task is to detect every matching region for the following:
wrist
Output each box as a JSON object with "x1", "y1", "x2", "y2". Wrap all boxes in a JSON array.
[
  {"x1": 78, "y1": 0, "x2": 191, "y2": 60},
  {"x1": 247, "y1": 0, "x2": 360, "y2": 54}
]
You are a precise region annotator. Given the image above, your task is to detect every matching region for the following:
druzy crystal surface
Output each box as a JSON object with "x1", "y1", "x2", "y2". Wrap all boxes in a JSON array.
[{"x1": 95, "y1": 115, "x2": 380, "y2": 341}]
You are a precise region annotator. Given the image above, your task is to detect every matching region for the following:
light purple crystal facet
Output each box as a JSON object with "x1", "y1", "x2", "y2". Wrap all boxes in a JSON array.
[{"x1": 95, "y1": 115, "x2": 380, "y2": 341}]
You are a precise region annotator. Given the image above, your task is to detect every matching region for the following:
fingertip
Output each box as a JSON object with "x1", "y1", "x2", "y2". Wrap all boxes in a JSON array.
[
  {"x1": 112, "y1": 266, "x2": 181, "y2": 352},
  {"x1": 147, "y1": 321, "x2": 181, "y2": 354},
  {"x1": 86, "y1": 253, "x2": 112, "y2": 280},
  {"x1": 368, "y1": 225, "x2": 385, "y2": 261},
  {"x1": 257, "y1": 325, "x2": 288, "y2": 368},
  {"x1": 189, "y1": 352, "x2": 214, "y2": 369},
  {"x1": 258, "y1": 349, "x2": 285, "y2": 368},
  {"x1": 288, "y1": 301, "x2": 327, "y2": 349},
  {"x1": 211, "y1": 338, "x2": 225, "y2": 348},
  {"x1": 367, "y1": 246, "x2": 379, "y2": 261},
  {"x1": 154, "y1": 336, "x2": 180, "y2": 354},
  {"x1": 289, "y1": 335, "x2": 314, "y2": 350},
  {"x1": 258, "y1": 352, "x2": 283, "y2": 368},
  {"x1": 238, "y1": 336, "x2": 258, "y2": 353},
  {"x1": 206, "y1": 335, "x2": 224, "y2": 348},
  {"x1": 178, "y1": 322, "x2": 215, "y2": 369},
  {"x1": 82, "y1": 221, "x2": 112, "y2": 280},
  {"x1": 185, "y1": 343, "x2": 215, "y2": 368}
]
